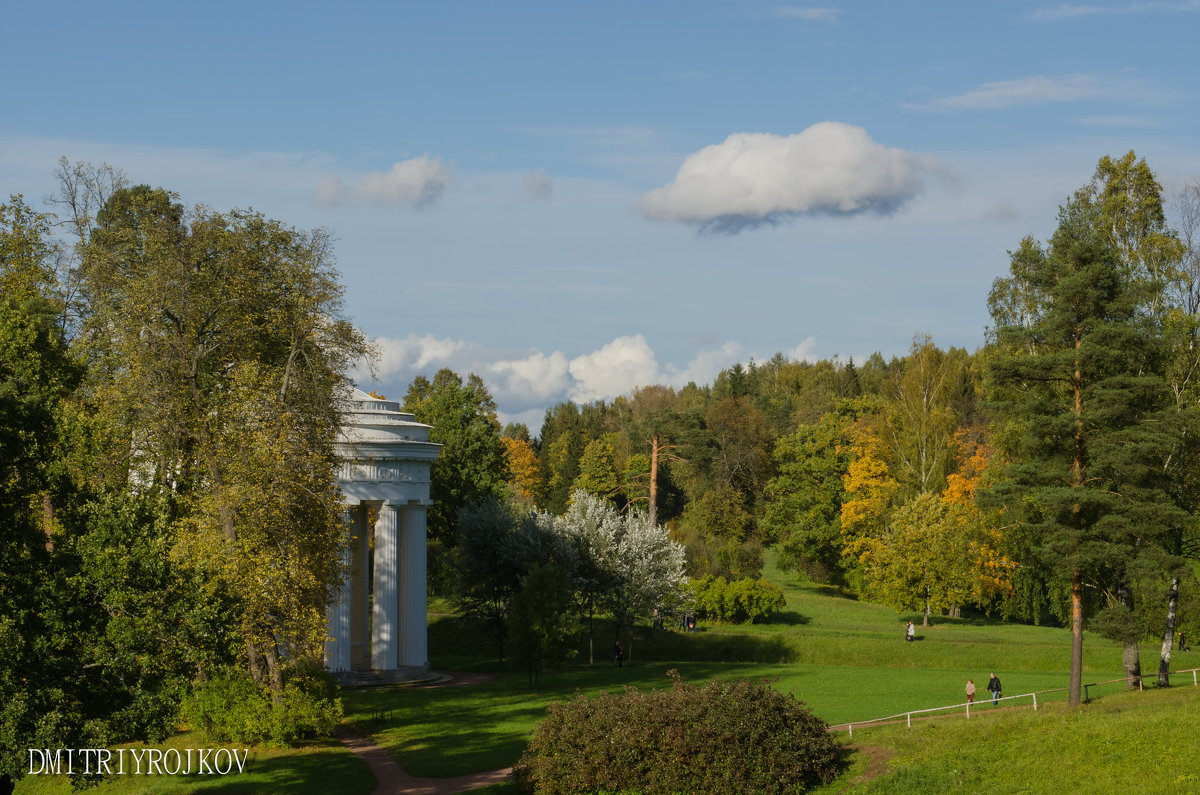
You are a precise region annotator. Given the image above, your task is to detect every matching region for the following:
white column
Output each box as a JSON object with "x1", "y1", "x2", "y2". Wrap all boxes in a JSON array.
[
  {"x1": 371, "y1": 504, "x2": 400, "y2": 670},
  {"x1": 349, "y1": 507, "x2": 369, "y2": 670},
  {"x1": 398, "y1": 503, "x2": 429, "y2": 668},
  {"x1": 324, "y1": 508, "x2": 354, "y2": 672}
]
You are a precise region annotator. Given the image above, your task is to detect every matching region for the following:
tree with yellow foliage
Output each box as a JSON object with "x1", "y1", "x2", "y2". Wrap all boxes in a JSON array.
[{"x1": 502, "y1": 435, "x2": 542, "y2": 504}]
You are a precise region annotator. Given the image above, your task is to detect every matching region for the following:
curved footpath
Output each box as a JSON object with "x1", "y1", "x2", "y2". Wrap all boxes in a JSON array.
[{"x1": 336, "y1": 672, "x2": 514, "y2": 795}]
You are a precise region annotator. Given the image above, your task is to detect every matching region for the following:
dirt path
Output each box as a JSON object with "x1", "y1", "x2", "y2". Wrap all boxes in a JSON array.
[
  {"x1": 337, "y1": 671, "x2": 512, "y2": 795},
  {"x1": 839, "y1": 744, "x2": 895, "y2": 791}
]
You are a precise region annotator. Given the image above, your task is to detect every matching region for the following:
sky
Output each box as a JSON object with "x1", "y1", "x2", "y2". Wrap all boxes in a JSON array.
[{"x1": 3, "y1": 1, "x2": 1199, "y2": 429}]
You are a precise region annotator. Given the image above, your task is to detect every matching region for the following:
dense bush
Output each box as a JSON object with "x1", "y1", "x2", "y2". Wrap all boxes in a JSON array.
[
  {"x1": 181, "y1": 666, "x2": 342, "y2": 746},
  {"x1": 514, "y1": 671, "x2": 841, "y2": 794},
  {"x1": 687, "y1": 576, "x2": 787, "y2": 623}
]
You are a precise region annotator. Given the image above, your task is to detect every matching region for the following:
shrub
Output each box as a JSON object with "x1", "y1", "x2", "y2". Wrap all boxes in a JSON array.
[
  {"x1": 687, "y1": 576, "x2": 787, "y2": 623},
  {"x1": 514, "y1": 671, "x2": 841, "y2": 794},
  {"x1": 181, "y1": 666, "x2": 342, "y2": 746}
]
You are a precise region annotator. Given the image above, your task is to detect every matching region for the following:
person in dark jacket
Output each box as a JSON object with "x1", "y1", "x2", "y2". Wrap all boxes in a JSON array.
[
  {"x1": 987, "y1": 673, "x2": 1002, "y2": 705},
  {"x1": 613, "y1": 641, "x2": 624, "y2": 668}
]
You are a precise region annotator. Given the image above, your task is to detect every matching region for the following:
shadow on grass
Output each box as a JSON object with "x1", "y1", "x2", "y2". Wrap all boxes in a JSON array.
[
  {"x1": 167, "y1": 743, "x2": 373, "y2": 794},
  {"x1": 342, "y1": 661, "x2": 812, "y2": 777},
  {"x1": 635, "y1": 629, "x2": 798, "y2": 663},
  {"x1": 772, "y1": 610, "x2": 812, "y2": 626}
]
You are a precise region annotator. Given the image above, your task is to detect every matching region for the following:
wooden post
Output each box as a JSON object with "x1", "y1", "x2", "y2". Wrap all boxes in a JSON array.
[{"x1": 1032, "y1": 693, "x2": 1038, "y2": 711}]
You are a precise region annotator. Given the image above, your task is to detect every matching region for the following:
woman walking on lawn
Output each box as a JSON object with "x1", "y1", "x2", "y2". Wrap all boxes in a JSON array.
[{"x1": 965, "y1": 679, "x2": 975, "y2": 704}]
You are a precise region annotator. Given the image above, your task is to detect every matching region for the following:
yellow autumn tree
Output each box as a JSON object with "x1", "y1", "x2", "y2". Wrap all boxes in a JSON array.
[
  {"x1": 502, "y1": 435, "x2": 542, "y2": 504},
  {"x1": 846, "y1": 428, "x2": 1014, "y2": 623},
  {"x1": 839, "y1": 425, "x2": 900, "y2": 566}
]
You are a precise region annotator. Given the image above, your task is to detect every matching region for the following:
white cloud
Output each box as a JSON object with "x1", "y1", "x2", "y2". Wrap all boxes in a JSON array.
[
  {"x1": 362, "y1": 333, "x2": 811, "y2": 419},
  {"x1": 774, "y1": 6, "x2": 841, "y2": 21},
  {"x1": 789, "y1": 336, "x2": 819, "y2": 362},
  {"x1": 488, "y1": 350, "x2": 571, "y2": 404},
  {"x1": 567, "y1": 335, "x2": 664, "y2": 403},
  {"x1": 1028, "y1": 1, "x2": 1200, "y2": 20},
  {"x1": 639, "y1": 123, "x2": 934, "y2": 232},
  {"x1": 370, "y1": 333, "x2": 473, "y2": 376},
  {"x1": 914, "y1": 74, "x2": 1175, "y2": 110},
  {"x1": 317, "y1": 156, "x2": 452, "y2": 206}
]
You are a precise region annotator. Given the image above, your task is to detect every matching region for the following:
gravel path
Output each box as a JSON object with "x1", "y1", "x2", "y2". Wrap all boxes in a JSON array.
[{"x1": 336, "y1": 671, "x2": 513, "y2": 795}]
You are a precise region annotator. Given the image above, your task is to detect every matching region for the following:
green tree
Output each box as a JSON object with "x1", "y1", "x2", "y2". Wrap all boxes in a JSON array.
[
  {"x1": 404, "y1": 369, "x2": 507, "y2": 542},
  {"x1": 0, "y1": 197, "x2": 80, "y2": 793},
  {"x1": 572, "y1": 433, "x2": 621, "y2": 500},
  {"x1": 985, "y1": 193, "x2": 1186, "y2": 706},
  {"x1": 77, "y1": 185, "x2": 368, "y2": 707},
  {"x1": 760, "y1": 406, "x2": 858, "y2": 583},
  {"x1": 508, "y1": 562, "x2": 577, "y2": 689},
  {"x1": 881, "y1": 338, "x2": 974, "y2": 496}
]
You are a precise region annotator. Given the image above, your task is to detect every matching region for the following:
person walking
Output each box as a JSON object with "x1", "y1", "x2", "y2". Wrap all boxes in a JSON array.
[
  {"x1": 987, "y1": 673, "x2": 1002, "y2": 705},
  {"x1": 965, "y1": 679, "x2": 976, "y2": 704},
  {"x1": 905, "y1": 621, "x2": 915, "y2": 642},
  {"x1": 613, "y1": 641, "x2": 624, "y2": 668}
]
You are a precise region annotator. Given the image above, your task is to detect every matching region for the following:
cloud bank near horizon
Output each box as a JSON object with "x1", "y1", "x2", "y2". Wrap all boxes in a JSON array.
[
  {"x1": 639, "y1": 122, "x2": 935, "y2": 233},
  {"x1": 358, "y1": 332, "x2": 820, "y2": 425}
]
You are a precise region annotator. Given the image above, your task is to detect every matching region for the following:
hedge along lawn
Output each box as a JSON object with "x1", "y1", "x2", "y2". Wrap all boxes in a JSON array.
[
  {"x1": 812, "y1": 683, "x2": 1200, "y2": 794},
  {"x1": 343, "y1": 554, "x2": 1199, "y2": 780},
  {"x1": 13, "y1": 732, "x2": 374, "y2": 794}
]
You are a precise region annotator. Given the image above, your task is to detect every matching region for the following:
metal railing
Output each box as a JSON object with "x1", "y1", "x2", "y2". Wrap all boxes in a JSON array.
[{"x1": 828, "y1": 667, "x2": 1200, "y2": 738}]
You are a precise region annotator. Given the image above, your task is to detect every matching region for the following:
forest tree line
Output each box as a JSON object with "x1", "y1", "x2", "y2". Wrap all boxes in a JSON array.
[{"x1": 406, "y1": 152, "x2": 1200, "y2": 706}]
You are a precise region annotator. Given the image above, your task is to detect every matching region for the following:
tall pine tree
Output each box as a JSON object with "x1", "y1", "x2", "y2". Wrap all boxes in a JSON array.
[{"x1": 986, "y1": 194, "x2": 1186, "y2": 706}]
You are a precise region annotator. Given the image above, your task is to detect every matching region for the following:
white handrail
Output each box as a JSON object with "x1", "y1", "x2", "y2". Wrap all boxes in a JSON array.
[{"x1": 830, "y1": 667, "x2": 1200, "y2": 736}]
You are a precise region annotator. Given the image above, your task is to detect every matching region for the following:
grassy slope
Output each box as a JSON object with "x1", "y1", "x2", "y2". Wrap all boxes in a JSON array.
[
  {"x1": 348, "y1": 555, "x2": 1198, "y2": 778},
  {"x1": 817, "y1": 685, "x2": 1200, "y2": 793},
  {"x1": 18, "y1": 555, "x2": 1199, "y2": 790}
]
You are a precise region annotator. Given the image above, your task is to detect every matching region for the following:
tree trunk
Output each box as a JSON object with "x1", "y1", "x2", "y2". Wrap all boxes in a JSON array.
[
  {"x1": 1070, "y1": 570, "x2": 1084, "y2": 707},
  {"x1": 1117, "y1": 583, "x2": 1141, "y2": 690},
  {"x1": 922, "y1": 585, "x2": 931, "y2": 627},
  {"x1": 649, "y1": 436, "x2": 659, "y2": 528},
  {"x1": 264, "y1": 640, "x2": 285, "y2": 706},
  {"x1": 246, "y1": 638, "x2": 266, "y2": 685},
  {"x1": 1158, "y1": 576, "x2": 1179, "y2": 687},
  {"x1": 1, "y1": 773, "x2": 14, "y2": 795}
]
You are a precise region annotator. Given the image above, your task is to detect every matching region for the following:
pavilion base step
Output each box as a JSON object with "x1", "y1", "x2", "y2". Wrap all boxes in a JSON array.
[{"x1": 333, "y1": 666, "x2": 440, "y2": 689}]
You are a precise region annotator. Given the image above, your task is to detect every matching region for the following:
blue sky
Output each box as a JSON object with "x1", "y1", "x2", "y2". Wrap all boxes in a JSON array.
[{"x1": 4, "y1": 1, "x2": 1199, "y2": 427}]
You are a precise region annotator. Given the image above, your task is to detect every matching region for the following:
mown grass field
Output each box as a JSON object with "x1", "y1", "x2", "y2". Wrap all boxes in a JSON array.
[
  {"x1": 817, "y1": 684, "x2": 1200, "y2": 793},
  {"x1": 17, "y1": 553, "x2": 1200, "y2": 792},
  {"x1": 347, "y1": 554, "x2": 1198, "y2": 781}
]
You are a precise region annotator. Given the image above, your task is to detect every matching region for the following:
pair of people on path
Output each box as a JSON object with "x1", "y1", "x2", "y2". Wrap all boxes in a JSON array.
[{"x1": 966, "y1": 674, "x2": 1001, "y2": 705}]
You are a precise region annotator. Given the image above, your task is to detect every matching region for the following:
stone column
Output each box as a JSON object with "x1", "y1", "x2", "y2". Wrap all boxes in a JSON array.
[
  {"x1": 371, "y1": 504, "x2": 400, "y2": 670},
  {"x1": 349, "y1": 506, "x2": 369, "y2": 669},
  {"x1": 397, "y1": 503, "x2": 429, "y2": 668},
  {"x1": 324, "y1": 508, "x2": 354, "y2": 672}
]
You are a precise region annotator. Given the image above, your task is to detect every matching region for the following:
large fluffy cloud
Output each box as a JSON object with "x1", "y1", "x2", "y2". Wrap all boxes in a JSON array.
[
  {"x1": 639, "y1": 122, "x2": 932, "y2": 233},
  {"x1": 317, "y1": 155, "x2": 452, "y2": 207}
]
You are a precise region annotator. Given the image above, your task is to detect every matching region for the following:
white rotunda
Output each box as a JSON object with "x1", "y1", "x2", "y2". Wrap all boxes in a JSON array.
[{"x1": 324, "y1": 388, "x2": 440, "y2": 682}]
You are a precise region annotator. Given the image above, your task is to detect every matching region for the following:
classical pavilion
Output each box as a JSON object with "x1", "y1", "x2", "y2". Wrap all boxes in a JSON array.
[{"x1": 324, "y1": 388, "x2": 440, "y2": 681}]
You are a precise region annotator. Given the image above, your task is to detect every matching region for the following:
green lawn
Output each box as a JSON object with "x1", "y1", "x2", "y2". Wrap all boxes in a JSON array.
[
  {"x1": 814, "y1": 683, "x2": 1200, "y2": 793},
  {"x1": 18, "y1": 555, "x2": 1198, "y2": 791},
  {"x1": 350, "y1": 556, "x2": 1198, "y2": 779},
  {"x1": 14, "y1": 732, "x2": 374, "y2": 794}
]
